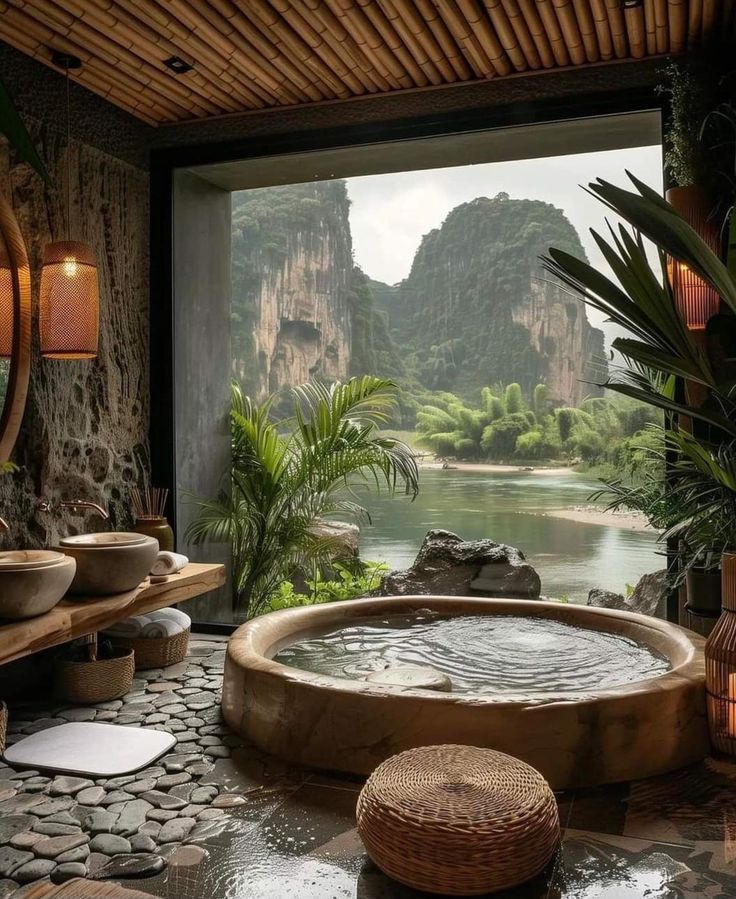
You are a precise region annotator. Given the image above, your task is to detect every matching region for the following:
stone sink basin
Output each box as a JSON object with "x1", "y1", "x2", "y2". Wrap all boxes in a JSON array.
[
  {"x1": 0, "y1": 550, "x2": 77, "y2": 619},
  {"x1": 57, "y1": 532, "x2": 159, "y2": 596}
]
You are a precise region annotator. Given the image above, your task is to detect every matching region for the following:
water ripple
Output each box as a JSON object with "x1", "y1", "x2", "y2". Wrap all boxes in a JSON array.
[{"x1": 274, "y1": 614, "x2": 671, "y2": 696}]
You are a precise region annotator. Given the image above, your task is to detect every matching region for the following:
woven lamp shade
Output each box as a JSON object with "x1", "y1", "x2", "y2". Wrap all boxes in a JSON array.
[
  {"x1": 666, "y1": 186, "x2": 722, "y2": 330},
  {"x1": 706, "y1": 552, "x2": 736, "y2": 755},
  {"x1": 0, "y1": 242, "x2": 12, "y2": 358},
  {"x1": 39, "y1": 240, "x2": 99, "y2": 359}
]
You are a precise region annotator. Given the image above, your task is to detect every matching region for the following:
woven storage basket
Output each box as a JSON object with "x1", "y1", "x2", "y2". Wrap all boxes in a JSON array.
[
  {"x1": 0, "y1": 700, "x2": 7, "y2": 754},
  {"x1": 113, "y1": 627, "x2": 190, "y2": 671},
  {"x1": 357, "y1": 744, "x2": 560, "y2": 896},
  {"x1": 55, "y1": 649, "x2": 135, "y2": 704}
]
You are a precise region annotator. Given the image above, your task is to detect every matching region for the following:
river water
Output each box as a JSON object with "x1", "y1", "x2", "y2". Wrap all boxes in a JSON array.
[{"x1": 358, "y1": 467, "x2": 661, "y2": 603}]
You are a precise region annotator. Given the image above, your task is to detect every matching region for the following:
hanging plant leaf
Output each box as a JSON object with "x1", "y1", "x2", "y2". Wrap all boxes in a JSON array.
[{"x1": 0, "y1": 74, "x2": 52, "y2": 185}]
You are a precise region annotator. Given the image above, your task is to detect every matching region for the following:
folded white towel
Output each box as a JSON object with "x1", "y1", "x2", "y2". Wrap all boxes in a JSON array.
[
  {"x1": 142, "y1": 618, "x2": 183, "y2": 639},
  {"x1": 147, "y1": 607, "x2": 191, "y2": 630},
  {"x1": 103, "y1": 615, "x2": 151, "y2": 638},
  {"x1": 150, "y1": 551, "x2": 189, "y2": 576}
]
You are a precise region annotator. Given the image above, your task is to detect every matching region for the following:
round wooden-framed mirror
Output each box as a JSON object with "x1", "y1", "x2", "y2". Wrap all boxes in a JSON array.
[{"x1": 0, "y1": 193, "x2": 31, "y2": 462}]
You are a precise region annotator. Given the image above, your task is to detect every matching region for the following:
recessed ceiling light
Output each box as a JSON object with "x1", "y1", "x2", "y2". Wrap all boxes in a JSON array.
[
  {"x1": 621, "y1": 0, "x2": 643, "y2": 7},
  {"x1": 50, "y1": 49, "x2": 82, "y2": 70},
  {"x1": 164, "y1": 56, "x2": 194, "y2": 74}
]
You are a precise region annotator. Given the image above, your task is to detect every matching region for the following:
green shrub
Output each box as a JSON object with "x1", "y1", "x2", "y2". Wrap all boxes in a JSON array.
[{"x1": 266, "y1": 561, "x2": 388, "y2": 613}]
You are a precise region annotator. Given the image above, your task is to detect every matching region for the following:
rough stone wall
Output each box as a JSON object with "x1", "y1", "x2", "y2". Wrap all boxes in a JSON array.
[
  {"x1": 0, "y1": 125, "x2": 149, "y2": 546},
  {"x1": 513, "y1": 280, "x2": 605, "y2": 406}
]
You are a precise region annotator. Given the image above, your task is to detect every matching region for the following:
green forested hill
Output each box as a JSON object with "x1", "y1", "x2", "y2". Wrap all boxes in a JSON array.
[
  {"x1": 230, "y1": 183, "x2": 605, "y2": 411},
  {"x1": 376, "y1": 193, "x2": 605, "y2": 400}
]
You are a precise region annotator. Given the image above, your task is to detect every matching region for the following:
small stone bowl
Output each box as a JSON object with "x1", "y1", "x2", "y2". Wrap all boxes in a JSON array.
[
  {"x1": 0, "y1": 552, "x2": 76, "y2": 619},
  {"x1": 57, "y1": 533, "x2": 159, "y2": 597}
]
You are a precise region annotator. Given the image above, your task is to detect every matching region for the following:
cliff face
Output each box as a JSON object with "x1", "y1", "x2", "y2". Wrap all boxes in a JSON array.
[
  {"x1": 381, "y1": 193, "x2": 605, "y2": 405},
  {"x1": 231, "y1": 184, "x2": 605, "y2": 407},
  {"x1": 231, "y1": 182, "x2": 352, "y2": 399},
  {"x1": 513, "y1": 280, "x2": 606, "y2": 406}
]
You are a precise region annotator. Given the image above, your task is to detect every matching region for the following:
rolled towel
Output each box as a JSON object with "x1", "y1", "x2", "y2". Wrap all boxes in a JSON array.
[
  {"x1": 142, "y1": 618, "x2": 183, "y2": 639},
  {"x1": 103, "y1": 615, "x2": 151, "y2": 638},
  {"x1": 150, "y1": 551, "x2": 189, "y2": 576},
  {"x1": 147, "y1": 607, "x2": 191, "y2": 630}
]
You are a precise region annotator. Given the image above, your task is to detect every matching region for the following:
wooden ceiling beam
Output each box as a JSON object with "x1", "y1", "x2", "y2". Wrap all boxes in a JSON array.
[
  {"x1": 2, "y1": 2, "x2": 201, "y2": 120},
  {"x1": 483, "y1": 0, "x2": 533, "y2": 71},
  {"x1": 272, "y1": 0, "x2": 379, "y2": 93},
  {"x1": 0, "y1": 1, "x2": 724, "y2": 125},
  {"x1": 571, "y1": 0, "x2": 601, "y2": 62},
  {"x1": 413, "y1": 0, "x2": 474, "y2": 80},
  {"x1": 497, "y1": 0, "x2": 543, "y2": 69},
  {"x1": 433, "y1": 0, "x2": 495, "y2": 78},
  {"x1": 43, "y1": 0, "x2": 243, "y2": 115},
  {"x1": 322, "y1": 0, "x2": 416, "y2": 88},
  {"x1": 236, "y1": 0, "x2": 353, "y2": 98},
  {"x1": 589, "y1": 0, "x2": 615, "y2": 58},
  {"x1": 296, "y1": 0, "x2": 393, "y2": 91},
  {"x1": 143, "y1": 0, "x2": 315, "y2": 105},
  {"x1": 453, "y1": 0, "x2": 513, "y2": 76},
  {"x1": 87, "y1": 0, "x2": 276, "y2": 109}
]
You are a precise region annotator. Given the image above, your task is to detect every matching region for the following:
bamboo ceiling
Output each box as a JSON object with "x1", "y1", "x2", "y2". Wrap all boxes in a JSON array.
[{"x1": 0, "y1": 1, "x2": 729, "y2": 125}]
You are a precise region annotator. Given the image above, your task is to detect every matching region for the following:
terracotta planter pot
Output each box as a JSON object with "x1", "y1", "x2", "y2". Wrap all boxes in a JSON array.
[
  {"x1": 665, "y1": 184, "x2": 722, "y2": 329},
  {"x1": 686, "y1": 566, "x2": 722, "y2": 615}
]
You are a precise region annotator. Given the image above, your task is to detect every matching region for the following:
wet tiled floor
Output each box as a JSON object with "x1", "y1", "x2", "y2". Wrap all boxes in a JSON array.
[{"x1": 5, "y1": 636, "x2": 736, "y2": 898}]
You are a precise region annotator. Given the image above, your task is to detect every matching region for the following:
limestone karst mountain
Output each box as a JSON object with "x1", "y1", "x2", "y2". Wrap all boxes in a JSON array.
[{"x1": 231, "y1": 182, "x2": 606, "y2": 407}]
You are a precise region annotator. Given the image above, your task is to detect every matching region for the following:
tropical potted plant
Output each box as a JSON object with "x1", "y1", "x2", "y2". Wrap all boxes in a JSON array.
[
  {"x1": 543, "y1": 174, "x2": 736, "y2": 597},
  {"x1": 542, "y1": 173, "x2": 736, "y2": 752},
  {"x1": 0, "y1": 73, "x2": 51, "y2": 183},
  {"x1": 187, "y1": 376, "x2": 419, "y2": 620},
  {"x1": 589, "y1": 434, "x2": 724, "y2": 615}
]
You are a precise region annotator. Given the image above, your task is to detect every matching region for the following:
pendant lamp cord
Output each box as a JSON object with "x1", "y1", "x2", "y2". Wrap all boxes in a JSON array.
[{"x1": 65, "y1": 63, "x2": 71, "y2": 242}]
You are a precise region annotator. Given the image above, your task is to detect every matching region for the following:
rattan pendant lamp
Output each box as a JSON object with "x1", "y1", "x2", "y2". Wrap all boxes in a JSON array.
[
  {"x1": 39, "y1": 52, "x2": 99, "y2": 360},
  {"x1": 0, "y1": 241, "x2": 12, "y2": 357}
]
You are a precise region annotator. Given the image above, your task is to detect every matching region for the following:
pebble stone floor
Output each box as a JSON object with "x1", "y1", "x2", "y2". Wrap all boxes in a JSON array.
[{"x1": 2, "y1": 636, "x2": 736, "y2": 897}]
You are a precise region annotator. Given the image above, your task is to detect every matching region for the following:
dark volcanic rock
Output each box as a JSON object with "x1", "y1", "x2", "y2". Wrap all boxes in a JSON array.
[
  {"x1": 380, "y1": 529, "x2": 541, "y2": 598},
  {"x1": 587, "y1": 588, "x2": 629, "y2": 611},
  {"x1": 629, "y1": 570, "x2": 668, "y2": 618},
  {"x1": 588, "y1": 570, "x2": 669, "y2": 619}
]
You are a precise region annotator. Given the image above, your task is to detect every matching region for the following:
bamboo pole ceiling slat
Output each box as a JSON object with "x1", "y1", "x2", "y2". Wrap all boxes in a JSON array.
[{"x1": 0, "y1": 0, "x2": 730, "y2": 126}]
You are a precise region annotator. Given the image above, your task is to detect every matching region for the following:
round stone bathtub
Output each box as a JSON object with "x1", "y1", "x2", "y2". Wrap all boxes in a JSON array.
[{"x1": 221, "y1": 596, "x2": 708, "y2": 789}]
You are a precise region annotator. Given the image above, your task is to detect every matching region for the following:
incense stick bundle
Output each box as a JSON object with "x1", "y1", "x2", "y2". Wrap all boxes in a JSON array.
[{"x1": 131, "y1": 486, "x2": 169, "y2": 520}]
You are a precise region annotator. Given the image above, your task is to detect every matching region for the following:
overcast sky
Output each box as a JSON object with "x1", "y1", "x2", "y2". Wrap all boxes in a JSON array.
[{"x1": 345, "y1": 145, "x2": 663, "y2": 340}]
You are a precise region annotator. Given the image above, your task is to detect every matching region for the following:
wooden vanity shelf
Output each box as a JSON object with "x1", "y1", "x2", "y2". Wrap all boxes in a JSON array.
[{"x1": 0, "y1": 563, "x2": 225, "y2": 666}]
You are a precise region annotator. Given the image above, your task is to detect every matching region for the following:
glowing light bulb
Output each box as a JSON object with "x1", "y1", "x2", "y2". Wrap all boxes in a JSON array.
[{"x1": 62, "y1": 257, "x2": 78, "y2": 278}]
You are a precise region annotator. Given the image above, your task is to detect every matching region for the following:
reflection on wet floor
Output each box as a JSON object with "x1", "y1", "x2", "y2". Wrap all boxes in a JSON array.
[
  {"x1": 132, "y1": 750, "x2": 736, "y2": 898},
  {"x1": 6, "y1": 636, "x2": 736, "y2": 899}
]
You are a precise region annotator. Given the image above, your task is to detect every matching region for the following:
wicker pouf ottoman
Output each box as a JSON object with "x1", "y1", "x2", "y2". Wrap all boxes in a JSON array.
[{"x1": 357, "y1": 745, "x2": 560, "y2": 895}]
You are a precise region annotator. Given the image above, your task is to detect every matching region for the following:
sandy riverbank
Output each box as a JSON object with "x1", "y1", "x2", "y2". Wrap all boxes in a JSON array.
[
  {"x1": 543, "y1": 505, "x2": 658, "y2": 532},
  {"x1": 420, "y1": 462, "x2": 576, "y2": 476}
]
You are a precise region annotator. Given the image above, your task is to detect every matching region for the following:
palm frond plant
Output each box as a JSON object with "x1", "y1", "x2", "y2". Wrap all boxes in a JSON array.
[
  {"x1": 187, "y1": 376, "x2": 419, "y2": 619},
  {"x1": 541, "y1": 173, "x2": 736, "y2": 584},
  {"x1": 0, "y1": 74, "x2": 51, "y2": 184}
]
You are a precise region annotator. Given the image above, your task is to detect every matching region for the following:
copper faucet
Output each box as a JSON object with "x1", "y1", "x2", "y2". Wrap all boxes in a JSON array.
[{"x1": 60, "y1": 500, "x2": 110, "y2": 521}]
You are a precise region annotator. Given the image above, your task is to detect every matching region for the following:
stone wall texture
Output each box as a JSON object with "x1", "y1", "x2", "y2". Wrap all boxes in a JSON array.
[{"x1": 0, "y1": 124, "x2": 149, "y2": 546}]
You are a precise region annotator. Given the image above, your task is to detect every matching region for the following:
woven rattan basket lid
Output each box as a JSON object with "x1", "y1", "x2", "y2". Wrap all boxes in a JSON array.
[{"x1": 360, "y1": 745, "x2": 551, "y2": 830}]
